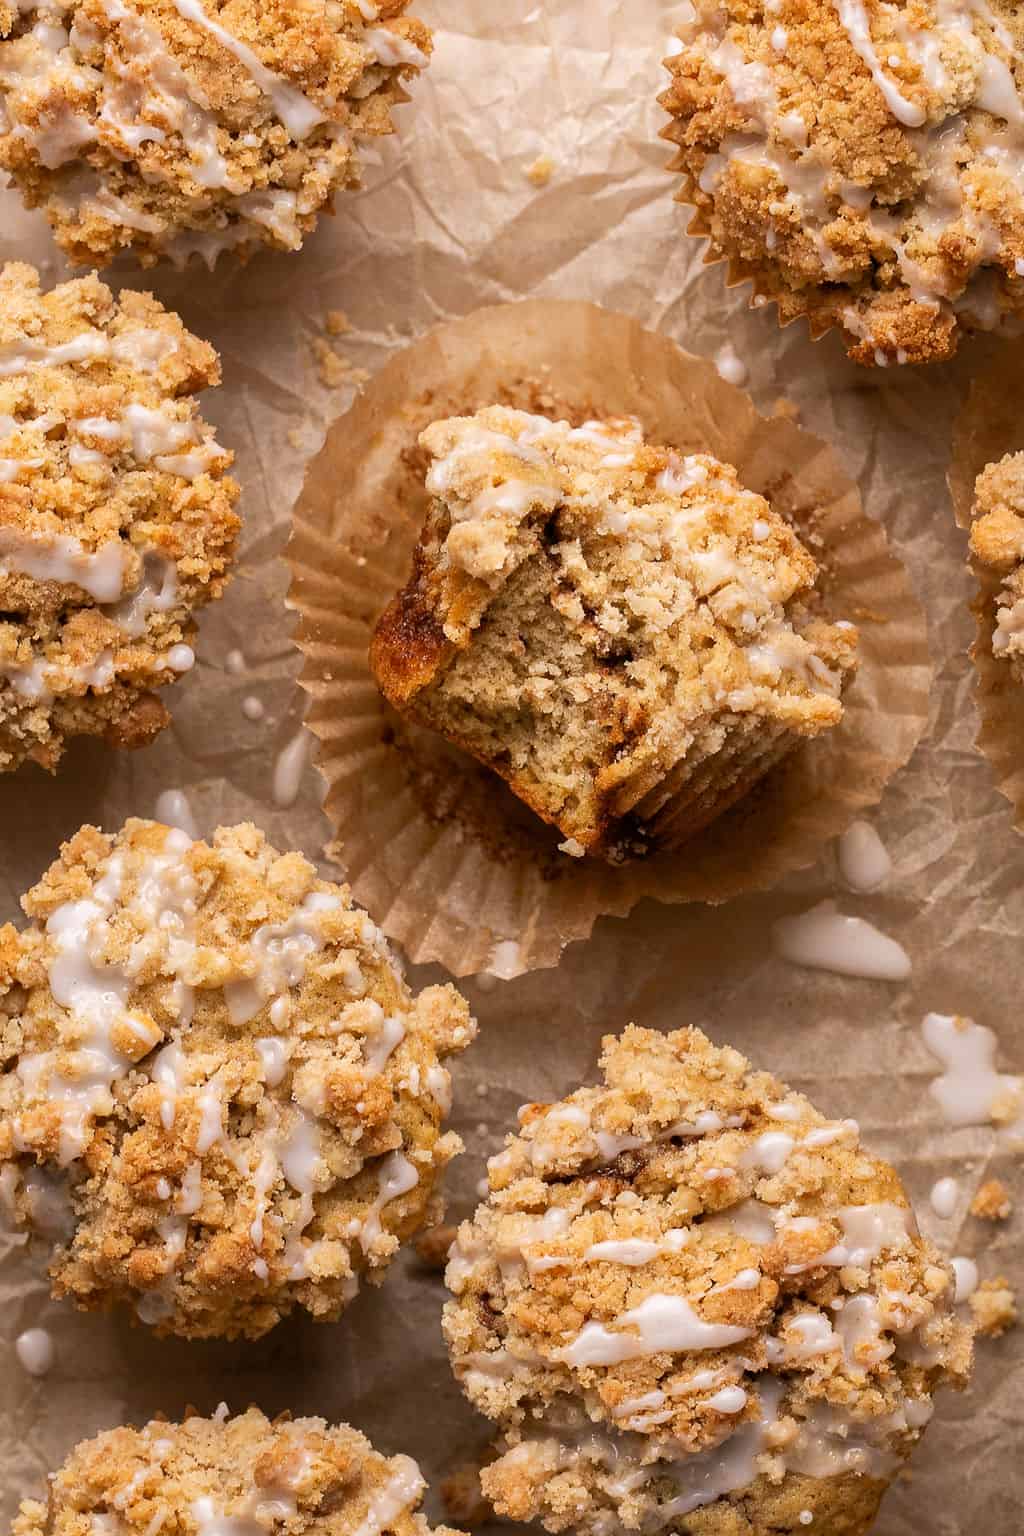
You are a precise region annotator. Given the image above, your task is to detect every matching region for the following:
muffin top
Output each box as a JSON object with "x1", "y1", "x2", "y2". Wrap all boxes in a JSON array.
[
  {"x1": 11, "y1": 1406, "x2": 467, "y2": 1536},
  {"x1": 0, "y1": 818, "x2": 474, "y2": 1338},
  {"x1": 661, "y1": 0, "x2": 1024, "y2": 365},
  {"x1": 444, "y1": 1025, "x2": 971, "y2": 1535},
  {"x1": 970, "y1": 450, "x2": 1024, "y2": 678},
  {"x1": 0, "y1": 0, "x2": 432, "y2": 267},
  {"x1": 374, "y1": 406, "x2": 857, "y2": 728},
  {"x1": 0, "y1": 261, "x2": 239, "y2": 770}
]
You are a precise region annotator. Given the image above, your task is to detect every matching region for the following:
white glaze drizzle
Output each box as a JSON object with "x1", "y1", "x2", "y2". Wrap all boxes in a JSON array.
[
  {"x1": 15, "y1": 827, "x2": 197, "y2": 1164},
  {"x1": 772, "y1": 899, "x2": 911, "y2": 981},
  {"x1": 351, "y1": 1457, "x2": 425, "y2": 1536},
  {"x1": 358, "y1": 1150, "x2": 419, "y2": 1252},
  {"x1": 224, "y1": 890, "x2": 340, "y2": 1025},
  {"x1": 921, "y1": 1011, "x2": 1023, "y2": 1127},
  {"x1": 556, "y1": 1293, "x2": 753, "y2": 1366},
  {"x1": 15, "y1": 1327, "x2": 54, "y2": 1376},
  {"x1": 169, "y1": 0, "x2": 325, "y2": 141},
  {"x1": 837, "y1": 819, "x2": 892, "y2": 891},
  {"x1": 272, "y1": 727, "x2": 311, "y2": 808}
]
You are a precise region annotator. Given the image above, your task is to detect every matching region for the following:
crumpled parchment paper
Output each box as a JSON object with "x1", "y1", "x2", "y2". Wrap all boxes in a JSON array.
[{"x1": 0, "y1": 3, "x2": 1021, "y2": 1533}]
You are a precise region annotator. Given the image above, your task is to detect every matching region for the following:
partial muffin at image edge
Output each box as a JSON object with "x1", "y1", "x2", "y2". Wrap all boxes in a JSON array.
[
  {"x1": 0, "y1": 817, "x2": 475, "y2": 1340},
  {"x1": 443, "y1": 1024, "x2": 972, "y2": 1536},
  {"x1": 970, "y1": 451, "x2": 1024, "y2": 678},
  {"x1": 10, "y1": 1405, "x2": 468, "y2": 1536},
  {"x1": 370, "y1": 406, "x2": 858, "y2": 860},
  {"x1": 0, "y1": 261, "x2": 240, "y2": 771},
  {"x1": 660, "y1": 0, "x2": 1024, "y2": 366},
  {"x1": 0, "y1": 0, "x2": 432, "y2": 269}
]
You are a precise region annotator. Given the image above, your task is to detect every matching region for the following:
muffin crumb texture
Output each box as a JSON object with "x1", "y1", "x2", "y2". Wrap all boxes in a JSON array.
[
  {"x1": 969, "y1": 1276, "x2": 1018, "y2": 1337},
  {"x1": 970, "y1": 1178, "x2": 1012, "y2": 1221},
  {"x1": 444, "y1": 1025, "x2": 971, "y2": 1536},
  {"x1": 661, "y1": 0, "x2": 1024, "y2": 365},
  {"x1": 0, "y1": 0, "x2": 432, "y2": 268},
  {"x1": 11, "y1": 1406, "x2": 468, "y2": 1536},
  {"x1": 0, "y1": 262, "x2": 239, "y2": 772},
  {"x1": 970, "y1": 452, "x2": 1024, "y2": 677},
  {"x1": 0, "y1": 818, "x2": 474, "y2": 1338},
  {"x1": 371, "y1": 406, "x2": 857, "y2": 859}
]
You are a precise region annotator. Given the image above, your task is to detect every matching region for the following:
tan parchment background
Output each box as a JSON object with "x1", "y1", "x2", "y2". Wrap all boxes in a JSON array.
[{"x1": 1, "y1": 3, "x2": 1022, "y2": 1533}]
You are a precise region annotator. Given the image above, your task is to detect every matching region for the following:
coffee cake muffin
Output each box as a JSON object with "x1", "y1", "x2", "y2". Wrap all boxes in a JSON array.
[
  {"x1": 0, "y1": 0, "x2": 432, "y2": 268},
  {"x1": 660, "y1": 0, "x2": 1024, "y2": 366},
  {"x1": 970, "y1": 451, "x2": 1024, "y2": 677},
  {"x1": 0, "y1": 817, "x2": 474, "y2": 1339},
  {"x1": 11, "y1": 1406, "x2": 466, "y2": 1536},
  {"x1": 444, "y1": 1025, "x2": 971, "y2": 1536},
  {"x1": 0, "y1": 262, "x2": 239, "y2": 771},
  {"x1": 370, "y1": 407, "x2": 857, "y2": 859}
]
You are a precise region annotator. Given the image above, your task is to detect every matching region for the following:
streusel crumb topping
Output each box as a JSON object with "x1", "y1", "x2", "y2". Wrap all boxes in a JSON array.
[
  {"x1": 0, "y1": 0, "x2": 431, "y2": 267},
  {"x1": 444, "y1": 1025, "x2": 970, "y2": 1536},
  {"x1": 0, "y1": 818, "x2": 474, "y2": 1339},
  {"x1": 661, "y1": 0, "x2": 1024, "y2": 365},
  {"x1": 11, "y1": 1406, "x2": 468, "y2": 1536},
  {"x1": 371, "y1": 406, "x2": 857, "y2": 855},
  {"x1": 0, "y1": 262, "x2": 239, "y2": 771},
  {"x1": 970, "y1": 450, "x2": 1024, "y2": 679}
]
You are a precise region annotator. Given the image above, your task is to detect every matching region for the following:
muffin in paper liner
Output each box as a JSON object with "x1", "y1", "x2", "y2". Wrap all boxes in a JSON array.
[
  {"x1": 949, "y1": 344, "x2": 1024, "y2": 828},
  {"x1": 287, "y1": 299, "x2": 931, "y2": 978},
  {"x1": 658, "y1": 8, "x2": 1024, "y2": 368}
]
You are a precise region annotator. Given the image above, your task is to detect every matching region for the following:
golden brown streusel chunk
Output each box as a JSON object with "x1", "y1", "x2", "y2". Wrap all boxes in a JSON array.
[
  {"x1": 970, "y1": 452, "x2": 1024, "y2": 680},
  {"x1": 660, "y1": 0, "x2": 1024, "y2": 366},
  {"x1": 370, "y1": 407, "x2": 857, "y2": 859},
  {"x1": 970, "y1": 1177, "x2": 1012, "y2": 1221},
  {"x1": 443, "y1": 1025, "x2": 971, "y2": 1536},
  {"x1": 0, "y1": 0, "x2": 431, "y2": 269},
  {"x1": 969, "y1": 1276, "x2": 1018, "y2": 1337},
  {"x1": 0, "y1": 262, "x2": 239, "y2": 772},
  {"x1": 10, "y1": 1406, "x2": 468, "y2": 1536},
  {"x1": 0, "y1": 818, "x2": 475, "y2": 1339}
]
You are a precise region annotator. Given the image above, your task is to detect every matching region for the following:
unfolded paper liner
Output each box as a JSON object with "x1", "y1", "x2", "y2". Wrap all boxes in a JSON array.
[
  {"x1": 287, "y1": 299, "x2": 931, "y2": 978},
  {"x1": 949, "y1": 342, "x2": 1024, "y2": 829}
]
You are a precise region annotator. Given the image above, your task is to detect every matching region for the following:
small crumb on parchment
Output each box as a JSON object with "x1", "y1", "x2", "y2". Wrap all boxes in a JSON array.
[
  {"x1": 415, "y1": 1223, "x2": 457, "y2": 1270},
  {"x1": 970, "y1": 1277, "x2": 1018, "y2": 1337},
  {"x1": 312, "y1": 336, "x2": 369, "y2": 391},
  {"x1": 325, "y1": 309, "x2": 352, "y2": 337},
  {"x1": 971, "y1": 1178, "x2": 1013, "y2": 1221},
  {"x1": 524, "y1": 153, "x2": 555, "y2": 187}
]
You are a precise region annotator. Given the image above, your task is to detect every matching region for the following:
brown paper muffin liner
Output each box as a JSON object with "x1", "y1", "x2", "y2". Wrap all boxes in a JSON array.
[
  {"x1": 287, "y1": 299, "x2": 930, "y2": 978},
  {"x1": 949, "y1": 343, "x2": 1024, "y2": 828},
  {"x1": 666, "y1": 164, "x2": 839, "y2": 346},
  {"x1": 659, "y1": 66, "x2": 842, "y2": 350}
]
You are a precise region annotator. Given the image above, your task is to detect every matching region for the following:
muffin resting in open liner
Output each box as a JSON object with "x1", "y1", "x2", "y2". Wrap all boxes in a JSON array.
[{"x1": 288, "y1": 300, "x2": 930, "y2": 977}]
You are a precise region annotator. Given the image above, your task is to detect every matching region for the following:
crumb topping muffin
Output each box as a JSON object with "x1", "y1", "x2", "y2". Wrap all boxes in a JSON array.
[
  {"x1": 0, "y1": 0, "x2": 432, "y2": 268},
  {"x1": 370, "y1": 406, "x2": 857, "y2": 859},
  {"x1": 970, "y1": 450, "x2": 1024, "y2": 677},
  {"x1": 0, "y1": 818, "x2": 475, "y2": 1339},
  {"x1": 660, "y1": 0, "x2": 1024, "y2": 366},
  {"x1": 444, "y1": 1025, "x2": 971, "y2": 1536},
  {"x1": 11, "y1": 1406, "x2": 468, "y2": 1536},
  {"x1": 0, "y1": 262, "x2": 239, "y2": 772}
]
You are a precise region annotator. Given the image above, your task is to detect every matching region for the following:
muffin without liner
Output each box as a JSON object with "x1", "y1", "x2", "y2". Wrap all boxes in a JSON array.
[
  {"x1": 444, "y1": 1024, "x2": 972, "y2": 1536},
  {"x1": 0, "y1": 817, "x2": 475, "y2": 1338}
]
